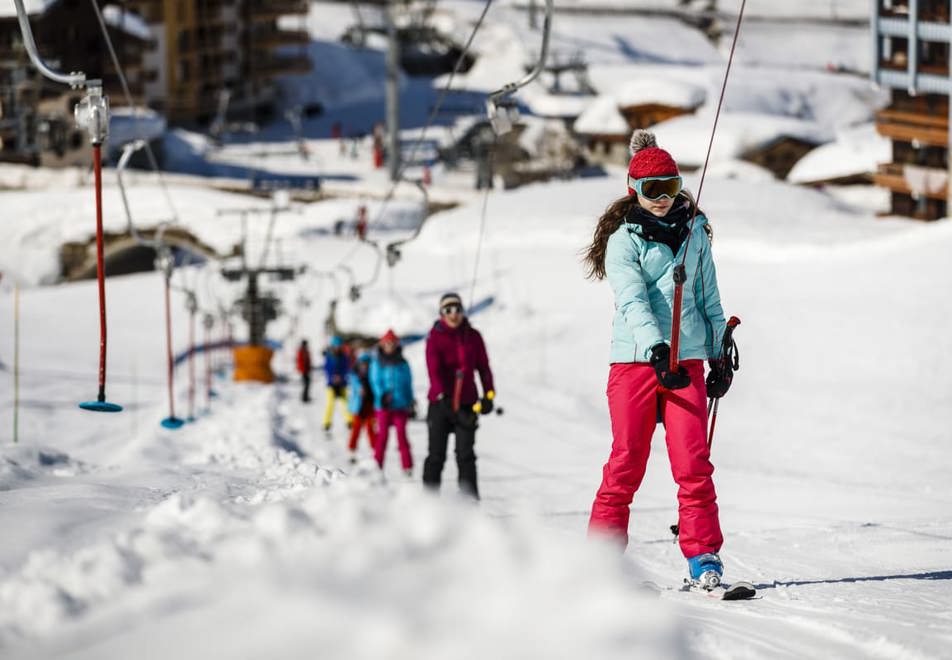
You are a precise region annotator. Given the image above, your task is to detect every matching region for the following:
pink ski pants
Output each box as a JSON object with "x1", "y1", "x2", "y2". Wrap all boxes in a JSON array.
[
  {"x1": 374, "y1": 409, "x2": 413, "y2": 470},
  {"x1": 589, "y1": 360, "x2": 723, "y2": 558}
]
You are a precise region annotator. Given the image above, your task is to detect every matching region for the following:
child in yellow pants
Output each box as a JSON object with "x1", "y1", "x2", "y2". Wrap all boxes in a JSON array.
[{"x1": 322, "y1": 336, "x2": 353, "y2": 434}]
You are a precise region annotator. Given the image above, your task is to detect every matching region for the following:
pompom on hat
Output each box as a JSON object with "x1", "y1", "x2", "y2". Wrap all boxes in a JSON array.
[{"x1": 627, "y1": 129, "x2": 679, "y2": 195}]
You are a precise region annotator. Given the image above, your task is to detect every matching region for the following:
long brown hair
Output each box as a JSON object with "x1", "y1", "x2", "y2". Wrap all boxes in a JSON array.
[
  {"x1": 582, "y1": 194, "x2": 636, "y2": 280},
  {"x1": 581, "y1": 190, "x2": 712, "y2": 281}
]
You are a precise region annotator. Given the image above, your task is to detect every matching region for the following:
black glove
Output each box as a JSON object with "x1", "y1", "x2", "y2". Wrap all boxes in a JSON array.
[
  {"x1": 705, "y1": 358, "x2": 733, "y2": 399},
  {"x1": 649, "y1": 343, "x2": 691, "y2": 390},
  {"x1": 381, "y1": 392, "x2": 393, "y2": 410},
  {"x1": 478, "y1": 396, "x2": 494, "y2": 415},
  {"x1": 410, "y1": 400, "x2": 418, "y2": 420}
]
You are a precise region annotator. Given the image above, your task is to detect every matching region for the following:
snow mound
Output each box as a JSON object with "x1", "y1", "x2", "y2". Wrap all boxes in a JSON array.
[{"x1": 0, "y1": 384, "x2": 681, "y2": 658}]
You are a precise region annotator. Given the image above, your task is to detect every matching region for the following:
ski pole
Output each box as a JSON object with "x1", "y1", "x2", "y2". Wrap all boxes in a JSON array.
[{"x1": 707, "y1": 397, "x2": 720, "y2": 448}]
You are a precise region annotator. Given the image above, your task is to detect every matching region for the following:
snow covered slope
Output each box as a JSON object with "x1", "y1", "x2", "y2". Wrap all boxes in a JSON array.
[{"x1": 2, "y1": 167, "x2": 951, "y2": 658}]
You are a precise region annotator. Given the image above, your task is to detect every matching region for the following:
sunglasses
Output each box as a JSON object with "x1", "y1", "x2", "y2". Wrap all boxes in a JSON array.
[
  {"x1": 629, "y1": 175, "x2": 683, "y2": 201},
  {"x1": 441, "y1": 303, "x2": 463, "y2": 315}
]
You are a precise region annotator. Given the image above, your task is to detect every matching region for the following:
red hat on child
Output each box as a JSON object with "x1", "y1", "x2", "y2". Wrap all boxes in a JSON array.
[
  {"x1": 380, "y1": 329, "x2": 399, "y2": 344},
  {"x1": 627, "y1": 129, "x2": 679, "y2": 195}
]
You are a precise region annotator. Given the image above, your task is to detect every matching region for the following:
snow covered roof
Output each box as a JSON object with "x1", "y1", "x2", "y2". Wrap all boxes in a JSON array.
[
  {"x1": 572, "y1": 95, "x2": 629, "y2": 135},
  {"x1": 573, "y1": 78, "x2": 705, "y2": 136},
  {"x1": 102, "y1": 5, "x2": 152, "y2": 41},
  {"x1": 787, "y1": 123, "x2": 890, "y2": 184},
  {"x1": 614, "y1": 78, "x2": 706, "y2": 110},
  {"x1": 652, "y1": 112, "x2": 833, "y2": 167},
  {"x1": 520, "y1": 89, "x2": 594, "y2": 119},
  {"x1": 0, "y1": 0, "x2": 58, "y2": 18}
]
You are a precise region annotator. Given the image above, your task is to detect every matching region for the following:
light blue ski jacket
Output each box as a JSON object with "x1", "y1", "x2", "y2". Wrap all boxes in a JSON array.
[
  {"x1": 606, "y1": 212, "x2": 726, "y2": 363},
  {"x1": 369, "y1": 352, "x2": 414, "y2": 411}
]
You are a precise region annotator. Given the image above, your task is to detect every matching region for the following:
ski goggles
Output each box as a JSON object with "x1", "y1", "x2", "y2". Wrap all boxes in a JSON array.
[
  {"x1": 629, "y1": 175, "x2": 683, "y2": 201},
  {"x1": 441, "y1": 303, "x2": 464, "y2": 315}
]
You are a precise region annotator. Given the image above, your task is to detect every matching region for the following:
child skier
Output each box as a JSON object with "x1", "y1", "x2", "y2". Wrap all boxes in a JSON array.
[
  {"x1": 296, "y1": 339, "x2": 312, "y2": 403},
  {"x1": 583, "y1": 130, "x2": 734, "y2": 591},
  {"x1": 322, "y1": 335, "x2": 353, "y2": 434},
  {"x1": 370, "y1": 330, "x2": 415, "y2": 476},
  {"x1": 347, "y1": 353, "x2": 377, "y2": 463}
]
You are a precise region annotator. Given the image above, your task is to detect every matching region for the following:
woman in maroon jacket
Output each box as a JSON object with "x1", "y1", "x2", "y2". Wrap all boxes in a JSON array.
[{"x1": 423, "y1": 292, "x2": 495, "y2": 499}]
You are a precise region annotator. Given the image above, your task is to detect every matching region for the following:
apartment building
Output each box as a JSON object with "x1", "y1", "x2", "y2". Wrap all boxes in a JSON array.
[
  {"x1": 128, "y1": 0, "x2": 311, "y2": 124},
  {"x1": 872, "y1": 0, "x2": 952, "y2": 219}
]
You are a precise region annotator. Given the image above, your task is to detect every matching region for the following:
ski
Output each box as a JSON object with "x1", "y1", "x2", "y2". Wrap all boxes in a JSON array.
[
  {"x1": 641, "y1": 579, "x2": 757, "y2": 601},
  {"x1": 682, "y1": 579, "x2": 757, "y2": 601}
]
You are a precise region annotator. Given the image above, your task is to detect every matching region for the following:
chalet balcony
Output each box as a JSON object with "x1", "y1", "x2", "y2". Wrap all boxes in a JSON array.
[
  {"x1": 874, "y1": 162, "x2": 949, "y2": 200},
  {"x1": 876, "y1": 114, "x2": 950, "y2": 147}
]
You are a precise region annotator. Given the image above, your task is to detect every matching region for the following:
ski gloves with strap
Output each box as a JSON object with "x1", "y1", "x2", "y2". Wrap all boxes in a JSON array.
[
  {"x1": 649, "y1": 343, "x2": 691, "y2": 390},
  {"x1": 705, "y1": 358, "x2": 733, "y2": 399},
  {"x1": 706, "y1": 330, "x2": 740, "y2": 399}
]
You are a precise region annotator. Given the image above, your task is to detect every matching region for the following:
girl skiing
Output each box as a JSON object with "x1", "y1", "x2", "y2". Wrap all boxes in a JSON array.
[
  {"x1": 583, "y1": 130, "x2": 734, "y2": 590},
  {"x1": 370, "y1": 329, "x2": 415, "y2": 476}
]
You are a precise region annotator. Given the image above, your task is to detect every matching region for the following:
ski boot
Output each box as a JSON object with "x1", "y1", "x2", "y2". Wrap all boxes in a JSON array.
[{"x1": 687, "y1": 553, "x2": 723, "y2": 591}]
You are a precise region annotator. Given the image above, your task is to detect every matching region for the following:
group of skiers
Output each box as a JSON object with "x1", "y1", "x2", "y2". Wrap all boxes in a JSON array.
[{"x1": 295, "y1": 292, "x2": 495, "y2": 498}]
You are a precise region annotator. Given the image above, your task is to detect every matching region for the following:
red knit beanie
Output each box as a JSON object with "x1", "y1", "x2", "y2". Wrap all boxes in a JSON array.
[
  {"x1": 627, "y1": 129, "x2": 679, "y2": 195},
  {"x1": 380, "y1": 328, "x2": 399, "y2": 344}
]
